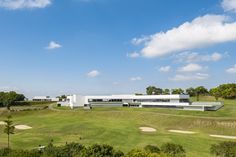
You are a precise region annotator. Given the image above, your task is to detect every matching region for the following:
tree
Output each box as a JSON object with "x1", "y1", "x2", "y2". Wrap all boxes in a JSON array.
[
  {"x1": 0, "y1": 91, "x2": 25, "y2": 110},
  {"x1": 163, "y1": 89, "x2": 170, "y2": 95},
  {"x1": 218, "y1": 83, "x2": 236, "y2": 99},
  {"x1": 195, "y1": 86, "x2": 208, "y2": 101},
  {"x1": 4, "y1": 115, "x2": 15, "y2": 150},
  {"x1": 185, "y1": 87, "x2": 195, "y2": 97},
  {"x1": 161, "y1": 143, "x2": 185, "y2": 157},
  {"x1": 171, "y1": 88, "x2": 184, "y2": 94},
  {"x1": 210, "y1": 141, "x2": 236, "y2": 157},
  {"x1": 0, "y1": 92, "x2": 5, "y2": 107},
  {"x1": 209, "y1": 87, "x2": 221, "y2": 101},
  {"x1": 146, "y1": 86, "x2": 163, "y2": 95}
]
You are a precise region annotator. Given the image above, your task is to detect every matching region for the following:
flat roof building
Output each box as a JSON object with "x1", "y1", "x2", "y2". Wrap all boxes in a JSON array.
[
  {"x1": 58, "y1": 94, "x2": 223, "y2": 111},
  {"x1": 32, "y1": 96, "x2": 59, "y2": 102}
]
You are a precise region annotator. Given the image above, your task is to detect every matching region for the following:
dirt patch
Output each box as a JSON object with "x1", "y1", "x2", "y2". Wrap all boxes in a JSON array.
[
  {"x1": 139, "y1": 127, "x2": 156, "y2": 132},
  {"x1": 15, "y1": 125, "x2": 32, "y2": 130},
  {"x1": 210, "y1": 134, "x2": 236, "y2": 139},
  {"x1": 0, "y1": 121, "x2": 6, "y2": 125},
  {"x1": 168, "y1": 130, "x2": 196, "y2": 134}
]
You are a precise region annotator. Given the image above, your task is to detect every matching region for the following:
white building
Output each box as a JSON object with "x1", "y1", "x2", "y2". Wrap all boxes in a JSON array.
[
  {"x1": 58, "y1": 94, "x2": 223, "y2": 111},
  {"x1": 32, "y1": 96, "x2": 59, "y2": 102}
]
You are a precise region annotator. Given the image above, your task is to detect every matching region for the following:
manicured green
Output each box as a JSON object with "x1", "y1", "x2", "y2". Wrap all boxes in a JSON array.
[{"x1": 0, "y1": 96, "x2": 235, "y2": 157}]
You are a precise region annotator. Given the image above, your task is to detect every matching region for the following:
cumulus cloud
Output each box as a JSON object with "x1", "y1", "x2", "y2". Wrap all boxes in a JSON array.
[
  {"x1": 127, "y1": 52, "x2": 140, "y2": 58},
  {"x1": 130, "y1": 77, "x2": 142, "y2": 81},
  {"x1": 222, "y1": 0, "x2": 236, "y2": 12},
  {"x1": 0, "y1": 0, "x2": 51, "y2": 9},
  {"x1": 133, "y1": 14, "x2": 236, "y2": 58},
  {"x1": 170, "y1": 73, "x2": 209, "y2": 81},
  {"x1": 87, "y1": 70, "x2": 100, "y2": 77},
  {"x1": 46, "y1": 41, "x2": 62, "y2": 50},
  {"x1": 178, "y1": 63, "x2": 204, "y2": 72},
  {"x1": 131, "y1": 36, "x2": 150, "y2": 45},
  {"x1": 226, "y1": 64, "x2": 236, "y2": 73},
  {"x1": 175, "y1": 52, "x2": 223, "y2": 63},
  {"x1": 159, "y1": 66, "x2": 171, "y2": 72}
]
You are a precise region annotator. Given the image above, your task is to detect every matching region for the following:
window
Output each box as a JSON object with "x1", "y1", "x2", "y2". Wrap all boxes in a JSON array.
[
  {"x1": 180, "y1": 99, "x2": 189, "y2": 102},
  {"x1": 136, "y1": 99, "x2": 170, "y2": 102}
]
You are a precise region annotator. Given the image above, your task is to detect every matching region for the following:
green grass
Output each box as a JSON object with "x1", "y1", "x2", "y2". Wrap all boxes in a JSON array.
[{"x1": 0, "y1": 96, "x2": 236, "y2": 157}]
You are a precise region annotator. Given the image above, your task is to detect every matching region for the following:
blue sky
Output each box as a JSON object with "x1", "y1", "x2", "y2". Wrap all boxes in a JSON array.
[{"x1": 0, "y1": 0, "x2": 236, "y2": 98}]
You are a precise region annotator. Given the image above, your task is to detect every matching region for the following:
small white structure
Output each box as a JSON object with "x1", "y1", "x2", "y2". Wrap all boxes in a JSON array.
[
  {"x1": 58, "y1": 94, "x2": 223, "y2": 111},
  {"x1": 32, "y1": 96, "x2": 59, "y2": 102}
]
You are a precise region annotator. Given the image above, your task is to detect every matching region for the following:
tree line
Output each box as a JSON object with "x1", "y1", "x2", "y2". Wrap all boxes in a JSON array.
[
  {"x1": 0, "y1": 140, "x2": 186, "y2": 157},
  {"x1": 0, "y1": 140, "x2": 235, "y2": 157},
  {"x1": 145, "y1": 83, "x2": 236, "y2": 101},
  {"x1": 0, "y1": 91, "x2": 25, "y2": 109}
]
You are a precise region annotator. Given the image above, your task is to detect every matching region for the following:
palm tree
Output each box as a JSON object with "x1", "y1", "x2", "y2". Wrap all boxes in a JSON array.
[{"x1": 4, "y1": 115, "x2": 15, "y2": 149}]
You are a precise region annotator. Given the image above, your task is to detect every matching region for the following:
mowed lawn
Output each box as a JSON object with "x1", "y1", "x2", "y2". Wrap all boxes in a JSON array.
[{"x1": 0, "y1": 96, "x2": 236, "y2": 157}]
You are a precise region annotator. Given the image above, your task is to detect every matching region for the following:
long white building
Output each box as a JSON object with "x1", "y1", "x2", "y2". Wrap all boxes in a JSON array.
[
  {"x1": 58, "y1": 94, "x2": 223, "y2": 111},
  {"x1": 32, "y1": 96, "x2": 59, "y2": 102}
]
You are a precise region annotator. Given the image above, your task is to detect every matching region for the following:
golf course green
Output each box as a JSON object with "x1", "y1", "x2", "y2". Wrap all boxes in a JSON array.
[{"x1": 0, "y1": 96, "x2": 236, "y2": 157}]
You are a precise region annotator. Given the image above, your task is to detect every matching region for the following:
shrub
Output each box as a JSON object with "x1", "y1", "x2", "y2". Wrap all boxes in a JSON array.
[
  {"x1": 0, "y1": 149, "x2": 41, "y2": 157},
  {"x1": 126, "y1": 149, "x2": 150, "y2": 157},
  {"x1": 210, "y1": 141, "x2": 236, "y2": 157},
  {"x1": 126, "y1": 149, "x2": 165, "y2": 157},
  {"x1": 0, "y1": 148, "x2": 11, "y2": 156},
  {"x1": 160, "y1": 143, "x2": 185, "y2": 157},
  {"x1": 144, "y1": 145, "x2": 160, "y2": 153},
  {"x1": 84, "y1": 144, "x2": 124, "y2": 157}
]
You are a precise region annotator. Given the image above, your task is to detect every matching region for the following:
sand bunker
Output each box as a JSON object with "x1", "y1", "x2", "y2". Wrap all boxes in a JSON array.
[
  {"x1": 168, "y1": 130, "x2": 196, "y2": 134},
  {"x1": 139, "y1": 127, "x2": 156, "y2": 132},
  {"x1": 0, "y1": 122, "x2": 32, "y2": 130},
  {"x1": 0, "y1": 121, "x2": 6, "y2": 125},
  {"x1": 210, "y1": 134, "x2": 236, "y2": 139},
  {"x1": 15, "y1": 125, "x2": 32, "y2": 130}
]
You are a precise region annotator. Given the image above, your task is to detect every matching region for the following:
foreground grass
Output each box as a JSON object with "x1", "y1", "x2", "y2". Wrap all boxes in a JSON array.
[{"x1": 0, "y1": 96, "x2": 235, "y2": 157}]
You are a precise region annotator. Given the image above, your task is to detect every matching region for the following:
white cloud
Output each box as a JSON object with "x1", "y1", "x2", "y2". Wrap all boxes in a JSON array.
[
  {"x1": 226, "y1": 64, "x2": 236, "y2": 73},
  {"x1": 178, "y1": 63, "x2": 204, "y2": 72},
  {"x1": 131, "y1": 36, "x2": 150, "y2": 45},
  {"x1": 170, "y1": 73, "x2": 209, "y2": 81},
  {"x1": 46, "y1": 41, "x2": 62, "y2": 50},
  {"x1": 175, "y1": 52, "x2": 223, "y2": 63},
  {"x1": 133, "y1": 14, "x2": 236, "y2": 58},
  {"x1": 159, "y1": 66, "x2": 171, "y2": 72},
  {"x1": 0, "y1": 0, "x2": 51, "y2": 9},
  {"x1": 222, "y1": 0, "x2": 236, "y2": 12},
  {"x1": 87, "y1": 70, "x2": 100, "y2": 77},
  {"x1": 0, "y1": 86, "x2": 19, "y2": 91},
  {"x1": 210, "y1": 52, "x2": 223, "y2": 61},
  {"x1": 130, "y1": 76, "x2": 142, "y2": 81},
  {"x1": 127, "y1": 52, "x2": 140, "y2": 58}
]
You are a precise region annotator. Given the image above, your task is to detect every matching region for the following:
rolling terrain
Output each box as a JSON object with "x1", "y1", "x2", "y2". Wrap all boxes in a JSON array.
[{"x1": 0, "y1": 96, "x2": 235, "y2": 157}]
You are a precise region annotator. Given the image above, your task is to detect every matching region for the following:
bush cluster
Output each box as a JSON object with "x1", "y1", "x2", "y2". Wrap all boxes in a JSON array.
[
  {"x1": 0, "y1": 142, "x2": 186, "y2": 157},
  {"x1": 210, "y1": 141, "x2": 236, "y2": 157}
]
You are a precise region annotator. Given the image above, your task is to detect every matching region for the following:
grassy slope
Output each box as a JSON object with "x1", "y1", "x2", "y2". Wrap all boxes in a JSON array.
[{"x1": 0, "y1": 96, "x2": 235, "y2": 157}]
